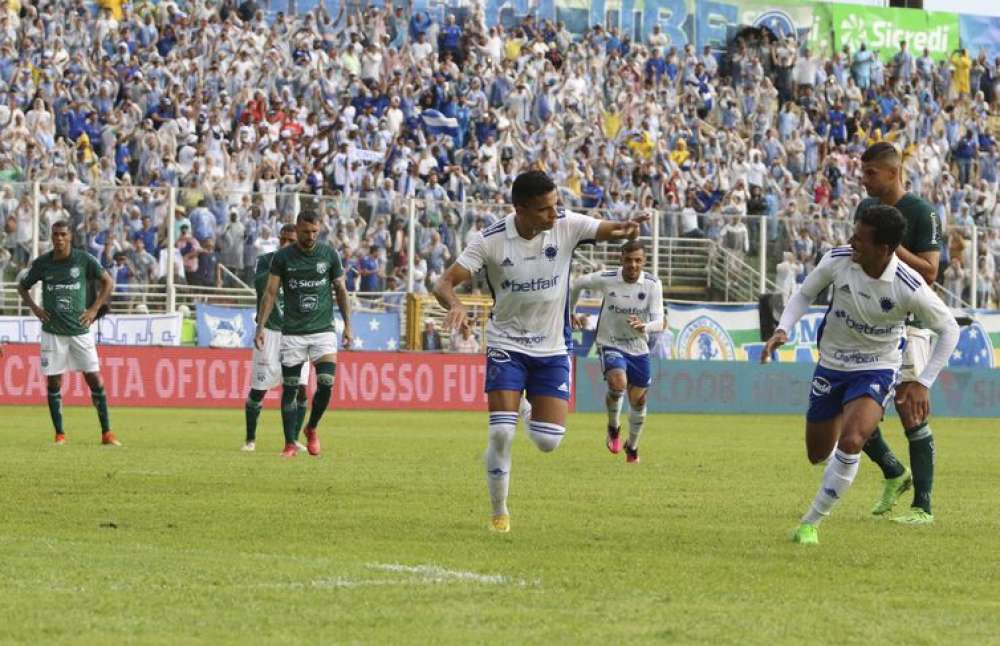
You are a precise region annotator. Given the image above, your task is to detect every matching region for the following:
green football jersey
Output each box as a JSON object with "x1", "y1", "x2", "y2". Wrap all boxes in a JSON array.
[
  {"x1": 855, "y1": 193, "x2": 942, "y2": 255},
  {"x1": 268, "y1": 243, "x2": 344, "y2": 336},
  {"x1": 255, "y1": 252, "x2": 284, "y2": 332},
  {"x1": 19, "y1": 249, "x2": 105, "y2": 336}
]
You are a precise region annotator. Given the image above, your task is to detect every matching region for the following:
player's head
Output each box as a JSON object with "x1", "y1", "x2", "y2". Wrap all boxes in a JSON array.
[
  {"x1": 295, "y1": 211, "x2": 321, "y2": 250},
  {"x1": 860, "y1": 142, "x2": 902, "y2": 199},
  {"x1": 851, "y1": 204, "x2": 906, "y2": 266},
  {"x1": 50, "y1": 221, "x2": 71, "y2": 254},
  {"x1": 511, "y1": 170, "x2": 558, "y2": 234},
  {"x1": 279, "y1": 223, "x2": 296, "y2": 248},
  {"x1": 620, "y1": 239, "x2": 646, "y2": 282}
]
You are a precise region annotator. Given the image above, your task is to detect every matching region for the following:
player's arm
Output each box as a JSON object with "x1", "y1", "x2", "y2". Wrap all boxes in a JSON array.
[
  {"x1": 333, "y1": 276, "x2": 353, "y2": 349},
  {"x1": 80, "y1": 270, "x2": 114, "y2": 327},
  {"x1": 761, "y1": 252, "x2": 837, "y2": 363},
  {"x1": 632, "y1": 280, "x2": 666, "y2": 333},
  {"x1": 254, "y1": 273, "x2": 280, "y2": 350},
  {"x1": 595, "y1": 216, "x2": 649, "y2": 242},
  {"x1": 894, "y1": 247, "x2": 939, "y2": 285},
  {"x1": 894, "y1": 285, "x2": 961, "y2": 424},
  {"x1": 570, "y1": 272, "x2": 602, "y2": 329},
  {"x1": 434, "y1": 233, "x2": 483, "y2": 331},
  {"x1": 16, "y1": 263, "x2": 50, "y2": 323}
]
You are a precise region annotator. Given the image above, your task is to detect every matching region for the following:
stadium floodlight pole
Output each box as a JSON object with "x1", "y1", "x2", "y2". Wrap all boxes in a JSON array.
[
  {"x1": 970, "y1": 224, "x2": 978, "y2": 309},
  {"x1": 651, "y1": 206, "x2": 660, "y2": 278},
  {"x1": 407, "y1": 197, "x2": 416, "y2": 293},
  {"x1": 167, "y1": 186, "x2": 177, "y2": 313},
  {"x1": 759, "y1": 214, "x2": 767, "y2": 295}
]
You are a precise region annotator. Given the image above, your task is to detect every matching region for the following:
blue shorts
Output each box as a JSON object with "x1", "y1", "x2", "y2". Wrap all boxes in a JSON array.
[
  {"x1": 485, "y1": 348, "x2": 571, "y2": 401},
  {"x1": 599, "y1": 346, "x2": 652, "y2": 388},
  {"x1": 807, "y1": 365, "x2": 897, "y2": 422}
]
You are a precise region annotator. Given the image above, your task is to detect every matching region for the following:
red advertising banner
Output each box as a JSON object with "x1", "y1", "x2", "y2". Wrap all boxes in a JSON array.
[{"x1": 0, "y1": 344, "x2": 572, "y2": 411}]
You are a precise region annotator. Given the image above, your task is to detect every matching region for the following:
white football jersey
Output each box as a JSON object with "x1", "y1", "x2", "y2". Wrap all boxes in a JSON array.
[
  {"x1": 779, "y1": 247, "x2": 955, "y2": 377},
  {"x1": 573, "y1": 268, "x2": 665, "y2": 356},
  {"x1": 457, "y1": 209, "x2": 600, "y2": 357}
]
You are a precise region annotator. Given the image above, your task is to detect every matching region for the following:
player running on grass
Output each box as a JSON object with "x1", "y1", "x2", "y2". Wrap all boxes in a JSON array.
[
  {"x1": 761, "y1": 205, "x2": 958, "y2": 545},
  {"x1": 243, "y1": 223, "x2": 310, "y2": 453},
  {"x1": 255, "y1": 212, "x2": 352, "y2": 458},
  {"x1": 434, "y1": 170, "x2": 647, "y2": 533},
  {"x1": 17, "y1": 221, "x2": 120, "y2": 446},
  {"x1": 855, "y1": 142, "x2": 945, "y2": 524},
  {"x1": 570, "y1": 240, "x2": 666, "y2": 464}
]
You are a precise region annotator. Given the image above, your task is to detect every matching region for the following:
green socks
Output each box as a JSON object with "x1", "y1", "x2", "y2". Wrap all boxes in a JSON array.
[
  {"x1": 245, "y1": 389, "x2": 266, "y2": 442},
  {"x1": 906, "y1": 423, "x2": 935, "y2": 514},
  {"x1": 862, "y1": 427, "x2": 906, "y2": 479},
  {"x1": 91, "y1": 387, "x2": 111, "y2": 433},
  {"x1": 295, "y1": 390, "x2": 308, "y2": 440},
  {"x1": 306, "y1": 363, "x2": 336, "y2": 430},
  {"x1": 280, "y1": 365, "x2": 303, "y2": 445},
  {"x1": 47, "y1": 387, "x2": 64, "y2": 435}
]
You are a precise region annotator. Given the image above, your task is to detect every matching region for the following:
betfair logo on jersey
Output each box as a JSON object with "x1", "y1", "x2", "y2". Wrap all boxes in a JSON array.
[
  {"x1": 287, "y1": 277, "x2": 328, "y2": 289},
  {"x1": 834, "y1": 309, "x2": 899, "y2": 336},
  {"x1": 500, "y1": 274, "x2": 560, "y2": 292},
  {"x1": 608, "y1": 303, "x2": 648, "y2": 316}
]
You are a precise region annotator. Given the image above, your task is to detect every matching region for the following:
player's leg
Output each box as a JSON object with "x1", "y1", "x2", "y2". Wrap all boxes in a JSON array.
[
  {"x1": 245, "y1": 328, "x2": 282, "y2": 451},
  {"x1": 72, "y1": 332, "x2": 117, "y2": 445},
  {"x1": 243, "y1": 388, "x2": 266, "y2": 451},
  {"x1": 600, "y1": 348, "x2": 627, "y2": 453},
  {"x1": 863, "y1": 423, "x2": 910, "y2": 515},
  {"x1": 483, "y1": 348, "x2": 528, "y2": 532},
  {"x1": 623, "y1": 352, "x2": 652, "y2": 463},
  {"x1": 301, "y1": 333, "x2": 338, "y2": 456},
  {"x1": 278, "y1": 335, "x2": 309, "y2": 456},
  {"x1": 893, "y1": 330, "x2": 935, "y2": 524},
  {"x1": 523, "y1": 354, "x2": 571, "y2": 453},
  {"x1": 40, "y1": 331, "x2": 68, "y2": 442}
]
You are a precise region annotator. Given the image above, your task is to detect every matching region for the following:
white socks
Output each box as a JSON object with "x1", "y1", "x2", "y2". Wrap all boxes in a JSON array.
[
  {"x1": 627, "y1": 406, "x2": 647, "y2": 450},
  {"x1": 802, "y1": 448, "x2": 860, "y2": 525},
  {"x1": 527, "y1": 420, "x2": 565, "y2": 452},
  {"x1": 486, "y1": 413, "x2": 516, "y2": 517},
  {"x1": 606, "y1": 389, "x2": 624, "y2": 427}
]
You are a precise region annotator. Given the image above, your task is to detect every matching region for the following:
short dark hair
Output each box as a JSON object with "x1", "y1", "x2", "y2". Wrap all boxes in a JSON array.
[
  {"x1": 860, "y1": 142, "x2": 900, "y2": 167},
  {"x1": 511, "y1": 170, "x2": 556, "y2": 206},
  {"x1": 280, "y1": 223, "x2": 296, "y2": 235},
  {"x1": 620, "y1": 240, "x2": 646, "y2": 255},
  {"x1": 51, "y1": 220, "x2": 69, "y2": 232},
  {"x1": 857, "y1": 204, "x2": 906, "y2": 249},
  {"x1": 296, "y1": 211, "x2": 320, "y2": 225}
]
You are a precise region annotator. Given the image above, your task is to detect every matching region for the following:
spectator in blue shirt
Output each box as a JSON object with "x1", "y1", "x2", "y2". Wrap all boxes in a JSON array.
[{"x1": 360, "y1": 246, "x2": 382, "y2": 292}]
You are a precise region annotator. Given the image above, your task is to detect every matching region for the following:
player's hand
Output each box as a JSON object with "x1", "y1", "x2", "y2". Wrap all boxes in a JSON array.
[
  {"x1": 444, "y1": 302, "x2": 467, "y2": 331},
  {"x1": 628, "y1": 315, "x2": 646, "y2": 333},
  {"x1": 571, "y1": 313, "x2": 587, "y2": 330},
  {"x1": 760, "y1": 329, "x2": 788, "y2": 364},
  {"x1": 32, "y1": 305, "x2": 51, "y2": 324},
  {"x1": 895, "y1": 382, "x2": 930, "y2": 427},
  {"x1": 79, "y1": 307, "x2": 98, "y2": 327},
  {"x1": 254, "y1": 327, "x2": 266, "y2": 351},
  {"x1": 341, "y1": 324, "x2": 353, "y2": 349},
  {"x1": 623, "y1": 214, "x2": 650, "y2": 239}
]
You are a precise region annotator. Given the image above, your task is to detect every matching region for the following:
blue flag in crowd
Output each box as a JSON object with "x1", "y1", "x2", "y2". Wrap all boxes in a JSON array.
[{"x1": 421, "y1": 110, "x2": 459, "y2": 137}]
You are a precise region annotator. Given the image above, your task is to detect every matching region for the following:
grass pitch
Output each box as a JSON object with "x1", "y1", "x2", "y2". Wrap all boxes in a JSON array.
[{"x1": 1, "y1": 406, "x2": 998, "y2": 645}]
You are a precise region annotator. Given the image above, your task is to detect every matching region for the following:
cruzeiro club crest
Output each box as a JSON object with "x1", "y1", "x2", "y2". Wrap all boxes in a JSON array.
[
  {"x1": 316, "y1": 261, "x2": 328, "y2": 275},
  {"x1": 544, "y1": 244, "x2": 558, "y2": 261},
  {"x1": 69, "y1": 266, "x2": 80, "y2": 279},
  {"x1": 676, "y1": 315, "x2": 736, "y2": 361},
  {"x1": 753, "y1": 11, "x2": 797, "y2": 40}
]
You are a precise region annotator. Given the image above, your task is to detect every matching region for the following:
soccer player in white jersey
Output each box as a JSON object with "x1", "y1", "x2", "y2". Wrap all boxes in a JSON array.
[
  {"x1": 434, "y1": 171, "x2": 647, "y2": 533},
  {"x1": 570, "y1": 241, "x2": 666, "y2": 463},
  {"x1": 761, "y1": 205, "x2": 958, "y2": 545}
]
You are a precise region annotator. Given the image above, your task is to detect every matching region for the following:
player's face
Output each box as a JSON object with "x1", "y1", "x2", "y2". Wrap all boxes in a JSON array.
[
  {"x1": 621, "y1": 249, "x2": 645, "y2": 282},
  {"x1": 279, "y1": 230, "x2": 296, "y2": 248},
  {"x1": 51, "y1": 226, "x2": 70, "y2": 255},
  {"x1": 861, "y1": 161, "x2": 898, "y2": 198},
  {"x1": 515, "y1": 190, "x2": 559, "y2": 232},
  {"x1": 296, "y1": 219, "x2": 321, "y2": 250},
  {"x1": 849, "y1": 222, "x2": 886, "y2": 265}
]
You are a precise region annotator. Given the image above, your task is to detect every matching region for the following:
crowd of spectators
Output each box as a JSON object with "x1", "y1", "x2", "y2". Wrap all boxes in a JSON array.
[{"x1": 0, "y1": 0, "x2": 998, "y2": 307}]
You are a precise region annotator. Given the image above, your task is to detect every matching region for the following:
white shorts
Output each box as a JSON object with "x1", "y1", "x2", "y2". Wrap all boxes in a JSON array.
[
  {"x1": 280, "y1": 331, "x2": 338, "y2": 367},
  {"x1": 899, "y1": 326, "x2": 931, "y2": 383},
  {"x1": 251, "y1": 328, "x2": 311, "y2": 390},
  {"x1": 40, "y1": 330, "x2": 100, "y2": 376}
]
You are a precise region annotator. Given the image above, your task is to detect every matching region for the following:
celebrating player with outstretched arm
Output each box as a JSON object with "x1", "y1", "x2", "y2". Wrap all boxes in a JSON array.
[
  {"x1": 571, "y1": 240, "x2": 666, "y2": 463},
  {"x1": 761, "y1": 205, "x2": 958, "y2": 545},
  {"x1": 255, "y1": 212, "x2": 352, "y2": 458},
  {"x1": 17, "y1": 221, "x2": 120, "y2": 446},
  {"x1": 434, "y1": 170, "x2": 648, "y2": 533}
]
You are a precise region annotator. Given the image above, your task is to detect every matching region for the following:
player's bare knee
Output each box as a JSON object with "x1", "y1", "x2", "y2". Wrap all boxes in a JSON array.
[
  {"x1": 837, "y1": 431, "x2": 865, "y2": 455},
  {"x1": 631, "y1": 392, "x2": 647, "y2": 408},
  {"x1": 528, "y1": 420, "x2": 565, "y2": 452},
  {"x1": 84, "y1": 372, "x2": 103, "y2": 391},
  {"x1": 607, "y1": 386, "x2": 625, "y2": 400},
  {"x1": 46, "y1": 375, "x2": 62, "y2": 391}
]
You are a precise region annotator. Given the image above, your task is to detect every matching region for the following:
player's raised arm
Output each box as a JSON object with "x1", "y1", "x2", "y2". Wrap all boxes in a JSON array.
[
  {"x1": 255, "y1": 273, "x2": 280, "y2": 350},
  {"x1": 595, "y1": 214, "x2": 650, "y2": 242}
]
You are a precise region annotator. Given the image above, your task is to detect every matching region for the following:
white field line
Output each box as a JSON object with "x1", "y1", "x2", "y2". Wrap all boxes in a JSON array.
[{"x1": 366, "y1": 563, "x2": 538, "y2": 587}]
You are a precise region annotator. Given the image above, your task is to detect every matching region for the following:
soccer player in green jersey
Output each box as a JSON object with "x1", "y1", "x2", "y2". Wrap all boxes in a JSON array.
[
  {"x1": 255, "y1": 212, "x2": 352, "y2": 458},
  {"x1": 855, "y1": 142, "x2": 944, "y2": 525},
  {"x1": 243, "y1": 223, "x2": 311, "y2": 452},
  {"x1": 16, "y1": 221, "x2": 120, "y2": 446}
]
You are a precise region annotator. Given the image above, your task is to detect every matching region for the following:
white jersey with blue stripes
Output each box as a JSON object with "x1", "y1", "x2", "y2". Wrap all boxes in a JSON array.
[
  {"x1": 780, "y1": 246, "x2": 954, "y2": 374},
  {"x1": 572, "y1": 268, "x2": 665, "y2": 356},
  {"x1": 456, "y1": 209, "x2": 600, "y2": 357}
]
